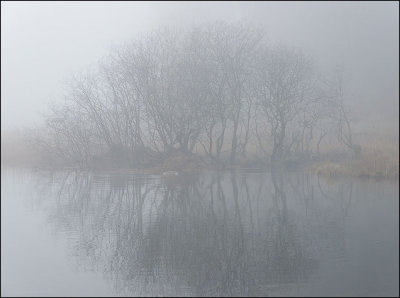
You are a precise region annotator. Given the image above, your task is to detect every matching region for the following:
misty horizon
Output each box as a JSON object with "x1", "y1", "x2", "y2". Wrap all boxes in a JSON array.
[
  {"x1": 1, "y1": 1, "x2": 398, "y2": 136},
  {"x1": 1, "y1": 2, "x2": 398, "y2": 297}
]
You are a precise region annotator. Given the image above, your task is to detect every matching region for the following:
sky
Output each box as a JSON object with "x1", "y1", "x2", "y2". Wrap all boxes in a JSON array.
[{"x1": 1, "y1": 1, "x2": 398, "y2": 135}]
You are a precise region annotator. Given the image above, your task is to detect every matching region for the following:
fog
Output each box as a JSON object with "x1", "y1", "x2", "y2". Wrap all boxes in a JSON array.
[
  {"x1": 1, "y1": 3, "x2": 399, "y2": 297},
  {"x1": 1, "y1": 2, "x2": 398, "y2": 135}
]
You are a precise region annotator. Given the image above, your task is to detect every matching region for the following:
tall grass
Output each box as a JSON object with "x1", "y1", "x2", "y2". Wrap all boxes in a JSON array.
[
  {"x1": 311, "y1": 133, "x2": 399, "y2": 179},
  {"x1": 2, "y1": 129, "x2": 398, "y2": 179}
]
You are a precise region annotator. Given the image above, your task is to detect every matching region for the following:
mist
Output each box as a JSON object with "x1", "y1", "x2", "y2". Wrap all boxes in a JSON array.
[
  {"x1": 1, "y1": 2, "x2": 398, "y2": 134},
  {"x1": 1, "y1": 2, "x2": 399, "y2": 297}
]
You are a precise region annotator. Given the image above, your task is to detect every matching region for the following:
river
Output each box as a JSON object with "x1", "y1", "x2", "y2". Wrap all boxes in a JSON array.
[{"x1": 1, "y1": 167, "x2": 398, "y2": 296}]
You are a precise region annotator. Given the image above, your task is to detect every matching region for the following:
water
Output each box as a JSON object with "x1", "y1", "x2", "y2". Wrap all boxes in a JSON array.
[{"x1": 1, "y1": 167, "x2": 398, "y2": 296}]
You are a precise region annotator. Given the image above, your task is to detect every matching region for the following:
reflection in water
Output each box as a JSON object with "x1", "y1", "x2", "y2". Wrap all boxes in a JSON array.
[{"x1": 29, "y1": 169, "x2": 393, "y2": 296}]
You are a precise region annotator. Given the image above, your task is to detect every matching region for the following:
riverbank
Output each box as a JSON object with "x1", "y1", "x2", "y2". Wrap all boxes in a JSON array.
[
  {"x1": 3, "y1": 131, "x2": 398, "y2": 180},
  {"x1": 309, "y1": 145, "x2": 399, "y2": 180},
  {"x1": 27, "y1": 150, "x2": 398, "y2": 182}
]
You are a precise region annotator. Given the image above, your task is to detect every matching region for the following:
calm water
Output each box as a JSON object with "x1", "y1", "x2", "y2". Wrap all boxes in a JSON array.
[{"x1": 1, "y1": 167, "x2": 399, "y2": 296}]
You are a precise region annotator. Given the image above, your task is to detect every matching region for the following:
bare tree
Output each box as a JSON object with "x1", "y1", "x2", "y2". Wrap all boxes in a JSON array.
[
  {"x1": 35, "y1": 22, "x2": 359, "y2": 169},
  {"x1": 212, "y1": 23, "x2": 264, "y2": 164},
  {"x1": 321, "y1": 68, "x2": 361, "y2": 158},
  {"x1": 255, "y1": 45, "x2": 314, "y2": 162}
]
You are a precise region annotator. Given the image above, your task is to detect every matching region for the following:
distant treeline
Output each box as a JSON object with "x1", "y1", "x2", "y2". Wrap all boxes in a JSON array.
[{"x1": 32, "y1": 22, "x2": 360, "y2": 169}]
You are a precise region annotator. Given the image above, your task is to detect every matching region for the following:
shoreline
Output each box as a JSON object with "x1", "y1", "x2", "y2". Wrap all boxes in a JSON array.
[{"x1": 16, "y1": 158, "x2": 397, "y2": 181}]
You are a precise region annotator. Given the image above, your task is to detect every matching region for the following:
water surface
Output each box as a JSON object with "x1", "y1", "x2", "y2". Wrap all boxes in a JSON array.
[{"x1": 1, "y1": 167, "x2": 398, "y2": 296}]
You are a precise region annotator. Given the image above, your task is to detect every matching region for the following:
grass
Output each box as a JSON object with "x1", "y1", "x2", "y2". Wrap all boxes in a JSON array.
[
  {"x1": 310, "y1": 135, "x2": 399, "y2": 179},
  {"x1": 2, "y1": 129, "x2": 398, "y2": 180}
]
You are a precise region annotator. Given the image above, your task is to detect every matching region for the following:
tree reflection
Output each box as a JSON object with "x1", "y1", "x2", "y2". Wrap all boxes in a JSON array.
[{"x1": 34, "y1": 169, "x2": 354, "y2": 296}]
